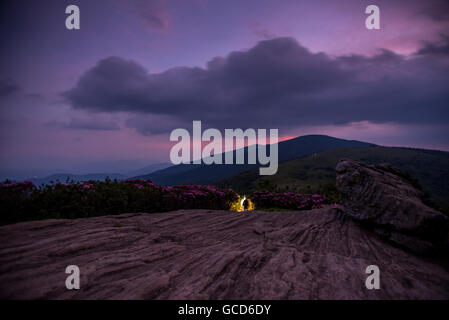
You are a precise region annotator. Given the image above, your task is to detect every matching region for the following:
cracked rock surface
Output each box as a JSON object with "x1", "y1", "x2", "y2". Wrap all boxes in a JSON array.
[{"x1": 1, "y1": 207, "x2": 448, "y2": 299}]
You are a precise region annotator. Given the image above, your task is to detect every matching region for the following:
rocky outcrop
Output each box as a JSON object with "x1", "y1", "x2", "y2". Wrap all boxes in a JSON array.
[
  {"x1": 336, "y1": 159, "x2": 448, "y2": 254},
  {"x1": 1, "y1": 208, "x2": 449, "y2": 300}
]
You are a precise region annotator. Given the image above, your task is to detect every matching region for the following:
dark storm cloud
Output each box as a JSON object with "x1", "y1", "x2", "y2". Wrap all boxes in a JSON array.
[
  {"x1": 64, "y1": 37, "x2": 449, "y2": 134},
  {"x1": 416, "y1": 35, "x2": 449, "y2": 56},
  {"x1": 45, "y1": 118, "x2": 120, "y2": 131},
  {"x1": 0, "y1": 78, "x2": 20, "y2": 97}
]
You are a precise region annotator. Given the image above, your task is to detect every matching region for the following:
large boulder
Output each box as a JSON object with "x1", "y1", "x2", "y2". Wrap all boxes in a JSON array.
[{"x1": 336, "y1": 159, "x2": 448, "y2": 253}]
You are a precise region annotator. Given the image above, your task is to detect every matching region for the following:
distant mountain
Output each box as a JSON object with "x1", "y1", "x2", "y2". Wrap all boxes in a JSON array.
[
  {"x1": 134, "y1": 135, "x2": 374, "y2": 185},
  {"x1": 0, "y1": 169, "x2": 55, "y2": 182},
  {"x1": 30, "y1": 173, "x2": 125, "y2": 186},
  {"x1": 125, "y1": 162, "x2": 172, "y2": 178},
  {"x1": 217, "y1": 145, "x2": 449, "y2": 210}
]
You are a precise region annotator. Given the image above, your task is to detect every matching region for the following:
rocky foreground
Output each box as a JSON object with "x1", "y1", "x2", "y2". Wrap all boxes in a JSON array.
[{"x1": 0, "y1": 159, "x2": 448, "y2": 299}]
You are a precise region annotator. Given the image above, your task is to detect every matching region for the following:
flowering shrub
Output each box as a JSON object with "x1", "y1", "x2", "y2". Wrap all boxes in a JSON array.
[
  {"x1": 160, "y1": 184, "x2": 239, "y2": 211},
  {"x1": 251, "y1": 190, "x2": 324, "y2": 210},
  {"x1": 0, "y1": 181, "x2": 35, "y2": 193},
  {"x1": 0, "y1": 179, "x2": 239, "y2": 224},
  {"x1": 0, "y1": 178, "x2": 329, "y2": 224}
]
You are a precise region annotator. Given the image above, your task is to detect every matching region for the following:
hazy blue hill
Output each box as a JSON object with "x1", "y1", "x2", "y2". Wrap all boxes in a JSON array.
[
  {"x1": 217, "y1": 145, "x2": 449, "y2": 210},
  {"x1": 30, "y1": 173, "x2": 125, "y2": 186},
  {"x1": 125, "y1": 162, "x2": 172, "y2": 178},
  {"x1": 134, "y1": 135, "x2": 373, "y2": 185}
]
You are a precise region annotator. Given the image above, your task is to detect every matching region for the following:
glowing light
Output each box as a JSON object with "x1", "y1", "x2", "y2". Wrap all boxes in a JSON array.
[{"x1": 240, "y1": 195, "x2": 246, "y2": 211}]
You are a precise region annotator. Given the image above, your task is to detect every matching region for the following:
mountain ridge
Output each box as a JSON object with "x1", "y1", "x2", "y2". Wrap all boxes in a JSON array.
[{"x1": 134, "y1": 135, "x2": 374, "y2": 185}]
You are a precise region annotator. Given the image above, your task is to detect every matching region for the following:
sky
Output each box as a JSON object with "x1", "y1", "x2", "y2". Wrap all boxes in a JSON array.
[{"x1": 0, "y1": 0, "x2": 448, "y2": 178}]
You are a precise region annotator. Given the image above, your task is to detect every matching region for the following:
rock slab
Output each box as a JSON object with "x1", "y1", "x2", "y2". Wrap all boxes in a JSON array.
[{"x1": 1, "y1": 208, "x2": 448, "y2": 299}]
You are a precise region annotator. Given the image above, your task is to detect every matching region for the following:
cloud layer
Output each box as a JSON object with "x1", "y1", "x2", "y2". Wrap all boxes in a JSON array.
[
  {"x1": 45, "y1": 118, "x2": 120, "y2": 131},
  {"x1": 64, "y1": 37, "x2": 449, "y2": 134}
]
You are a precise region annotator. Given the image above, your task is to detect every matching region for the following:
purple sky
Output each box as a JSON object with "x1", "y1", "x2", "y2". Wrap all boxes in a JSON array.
[{"x1": 0, "y1": 0, "x2": 448, "y2": 177}]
